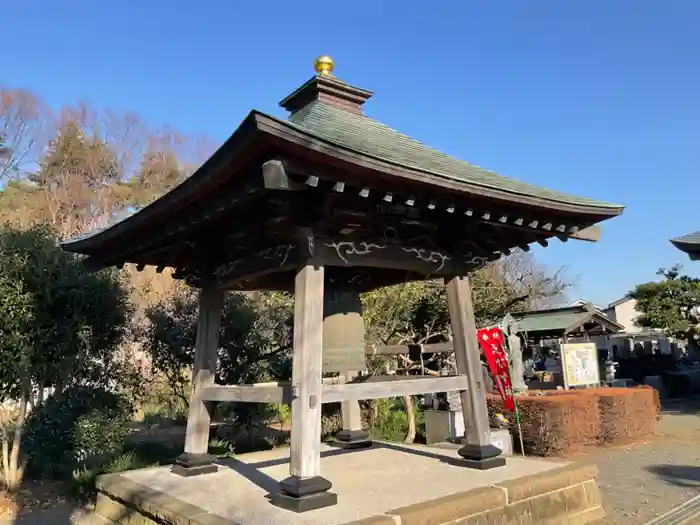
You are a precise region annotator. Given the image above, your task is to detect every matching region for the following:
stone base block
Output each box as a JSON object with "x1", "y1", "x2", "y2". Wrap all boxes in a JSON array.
[
  {"x1": 489, "y1": 428, "x2": 514, "y2": 456},
  {"x1": 334, "y1": 429, "x2": 372, "y2": 449},
  {"x1": 269, "y1": 475, "x2": 338, "y2": 513},
  {"x1": 171, "y1": 464, "x2": 218, "y2": 477},
  {"x1": 457, "y1": 443, "x2": 506, "y2": 470},
  {"x1": 460, "y1": 456, "x2": 507, "y2": 470},
  {"x1": 358, "y1": 462, "x2": 604, "y2": 525},
  {"x1": 269, "y1": 491, "x2": 338, "y2": 513},
  {"x1": 171, "y1": 453, "x2": 218, "y2": 477}
]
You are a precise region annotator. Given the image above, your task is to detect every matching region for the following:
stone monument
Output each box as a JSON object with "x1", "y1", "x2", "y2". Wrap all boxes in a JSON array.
[{"x1": 507, "y1": 332, "x2": 528, "y2": 393}]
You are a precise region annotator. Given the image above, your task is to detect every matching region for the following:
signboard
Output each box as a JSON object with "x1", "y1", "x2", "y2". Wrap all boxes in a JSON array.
[
  {"x1": 477, "y1": 327, "x2": 515, "y2": 411},
  {"x1": 560, "y1": 342, "x2": 600, "y2": 388}
]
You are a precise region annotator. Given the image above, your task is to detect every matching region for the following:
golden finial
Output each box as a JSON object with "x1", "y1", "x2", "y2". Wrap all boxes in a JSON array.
[{"x1": 314, "y1": 55, "x2": 334, "y2": 76}]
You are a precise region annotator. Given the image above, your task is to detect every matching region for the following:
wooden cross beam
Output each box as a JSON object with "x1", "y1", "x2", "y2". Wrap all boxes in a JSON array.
[{"x1": 197, "y1": 375, "x2": 468, "y2": 404}]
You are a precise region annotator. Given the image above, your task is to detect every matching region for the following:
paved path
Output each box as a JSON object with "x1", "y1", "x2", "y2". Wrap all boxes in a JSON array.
[{"x1": 645, "y1": 494, "x2": 700, "y2": 525}]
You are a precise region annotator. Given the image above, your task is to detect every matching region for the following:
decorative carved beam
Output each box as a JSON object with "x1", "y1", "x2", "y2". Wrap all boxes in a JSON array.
[
  {"x1": 213, "y1": 243, "x2": 300, "y2": 288},
  {"x1": 199, "y1": 234, "x2": 503, "y2": 290},
  {"x1": 316, "y1": 238, "x2": 497, "y2": 276}
]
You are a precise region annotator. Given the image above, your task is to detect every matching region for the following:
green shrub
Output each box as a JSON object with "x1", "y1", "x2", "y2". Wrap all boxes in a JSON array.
[
  {"x1": 66, "y1": 438, "x2": 228, "y2": 500},
  {"x1": 140, "y1": 404, "x2": 188, "y2": 427},
  {"x1": 207, "y1": 438, "x2": 235, "y2": 457},
  {"x1": 67, "y1": 467, "x2": 99, "y2": 501},
  {"x1": 369, "y1": 399, "x2": 409, "y2": 441},
  {"x1": 367, "y1": 397, "x2": 424, "y2": 442},
  {"x1": 122, "y1": 440, "x2": 181, "y2": 466},
  {"x1": 23, "y1": 386, "x2": 133, "y2": 479}
]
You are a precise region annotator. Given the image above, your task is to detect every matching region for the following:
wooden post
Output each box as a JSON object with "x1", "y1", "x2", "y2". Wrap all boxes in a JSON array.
[
  {"x1": 445, "y1": 274, "x2": 506, "y2": 469},
  {"x1": 271, "y1": 264, "x2": 337, "y2": 512},
  {"x1": 172, "y1": 286, "x2": 224, "y2": 476},
  {"x1": 336, "y1": 371, "x2": 371, "y2": 448}
]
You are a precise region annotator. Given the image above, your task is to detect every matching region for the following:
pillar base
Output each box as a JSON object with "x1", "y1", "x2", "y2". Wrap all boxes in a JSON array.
[
  {"x1": 458, "y1": 443, "x2": 506, "y2": 470},
  {"x1": 270, "y1": 476, "x2": 337, "y2": 513},
  {"x1": 335, "y1": 429, "x2": 372, "y2": 449},
  {"x1": 171, "y1": 453, "x2": 218, "y2": 477}
]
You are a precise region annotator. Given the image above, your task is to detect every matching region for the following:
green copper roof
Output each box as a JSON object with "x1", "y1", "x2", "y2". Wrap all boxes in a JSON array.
[
  {"x1": 510, "y1": 305, "x2": 623, "y2": 335},
  {"x1": 513, "y1": 310, "x2": 592, "y2": 334},
  {"x1": 282, "y1": 101, "x2": 624, "y2": 210}
]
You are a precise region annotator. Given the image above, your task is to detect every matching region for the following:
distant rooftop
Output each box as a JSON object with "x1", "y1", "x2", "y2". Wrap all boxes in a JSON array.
[
  {"x1": 670, "y1": 231, "x2": 700, "y2": 261},
  {"x1": 511, "y1": 304, "x2": 624, "y2": 338}
]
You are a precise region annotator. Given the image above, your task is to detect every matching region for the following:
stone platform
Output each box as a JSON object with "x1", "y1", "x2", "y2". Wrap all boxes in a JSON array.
[{"x1": 95, "y1": 442, "x2": 604, "y2": 525}]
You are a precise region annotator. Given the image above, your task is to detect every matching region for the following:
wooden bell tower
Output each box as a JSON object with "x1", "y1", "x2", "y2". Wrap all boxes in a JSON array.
[{"x1": 61, "y1": 55, "x2": 624, "y2": 513}]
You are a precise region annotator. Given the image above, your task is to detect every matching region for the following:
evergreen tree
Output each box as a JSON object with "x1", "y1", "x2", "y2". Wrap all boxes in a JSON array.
[{"x1": 630, "y1": 265, "x2": 700, "y2": 353}]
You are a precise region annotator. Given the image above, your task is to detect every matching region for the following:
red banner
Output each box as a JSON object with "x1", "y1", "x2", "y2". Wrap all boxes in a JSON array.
[{"x1": 477, "y1": 327, "x2": 515, "y2": 411}]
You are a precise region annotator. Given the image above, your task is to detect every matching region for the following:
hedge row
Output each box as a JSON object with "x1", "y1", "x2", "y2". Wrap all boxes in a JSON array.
[{"x1": 486, "y1": 386, "x2": 659, "y2": 456}]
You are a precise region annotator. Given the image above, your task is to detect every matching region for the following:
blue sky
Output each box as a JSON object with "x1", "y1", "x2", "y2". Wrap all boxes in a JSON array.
[{"x1": 4, "y1": 1, "x2": 699, "y2": 306}]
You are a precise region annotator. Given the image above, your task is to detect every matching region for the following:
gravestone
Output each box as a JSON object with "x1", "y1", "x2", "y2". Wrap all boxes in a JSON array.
[{"x1": 446, "y1": 390, "x2": 462, "y2": 412}]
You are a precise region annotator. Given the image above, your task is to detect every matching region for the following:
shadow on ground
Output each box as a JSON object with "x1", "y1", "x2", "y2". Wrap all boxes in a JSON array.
[
  {"x1": 217, "y1": 441, "x2": 463, "y2": 497},
  {"x1": 8, "y1": 504, "x2": 87, "y2": 525},
  {"x1": 647, "y1": 464, "x2": 700, "y2": 489},
  {"x1": 662, "y1": 398, "x2": 700, "y2": 413},
  {"x1": 0, "y1": 479, "x2": 98, "y2": 525}
]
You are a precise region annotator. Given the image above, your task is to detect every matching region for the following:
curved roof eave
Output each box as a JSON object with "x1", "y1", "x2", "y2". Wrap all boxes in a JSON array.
[
  {"x1": 63, "y1": 109, "x2": 625, "y2": 255},
  {"x1": 61, "y1": 111, "x2": 262, "y2": 252},
  {"x1": 670, "y1": 231, "x2": 700, "y2": 252},
  {"x1": 670, "y1": 236, "x2": 700, "y2": 261}
]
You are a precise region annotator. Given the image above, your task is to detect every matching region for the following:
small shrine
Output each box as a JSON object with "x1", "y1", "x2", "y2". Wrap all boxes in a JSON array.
[
  {"x1": 670, "y1": 231, "x2": 700, "y2": 260},
  {"x1": 62, "y1": 56, "x2": 624, "y2": 513},
  {"x1": 510, "y1": 303, "x2": 625, "y2": 342}
]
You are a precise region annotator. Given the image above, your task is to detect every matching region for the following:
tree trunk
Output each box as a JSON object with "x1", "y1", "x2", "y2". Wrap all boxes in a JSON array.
[
  {"x1": 2, "y1": 440, "x2": 9, "y2": 484},
  {"x1": 369, "y1": 400, "x2": 378, "y2": 428},
  {"x1": 404, "y1": 395, "x2": 416, "y2": 443},
  {"x1": 7, "y1": 388, "x2": 29, "y2": 491},
  {"x1": 686, "y1": 330, "x2": 700, "y2": 360}
]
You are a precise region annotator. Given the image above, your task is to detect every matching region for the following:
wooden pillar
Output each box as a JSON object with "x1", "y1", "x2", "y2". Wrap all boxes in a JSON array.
[
  {"x1": 271, "y1": 263, "x2": 337, "y2": 512},
  {"x1": 336, "y1": 371, "x2": 372, "y2": 448},
  {"x1": 172, "y1": 286, "x2": 224, "y2": 476},
  {"x1": 445, "y1": 274, "x2": 506, "y2": 469}
]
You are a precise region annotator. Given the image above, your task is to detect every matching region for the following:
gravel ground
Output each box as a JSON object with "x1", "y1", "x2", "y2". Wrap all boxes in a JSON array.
[
  {"x1": 3, "y1": 399, "x2": 700, "y2": 525},
  {"x1": 588, "y1": 398, "x2": 700, "y2": 524}
]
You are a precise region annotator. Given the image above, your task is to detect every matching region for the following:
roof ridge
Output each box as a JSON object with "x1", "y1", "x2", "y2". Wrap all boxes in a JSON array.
[
  {"x1": 295, "y1": 101, "x2": 508, "y2": 177},
  {"x1": 280, "y1": 101, "x2": 623, "y2": 210}
]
